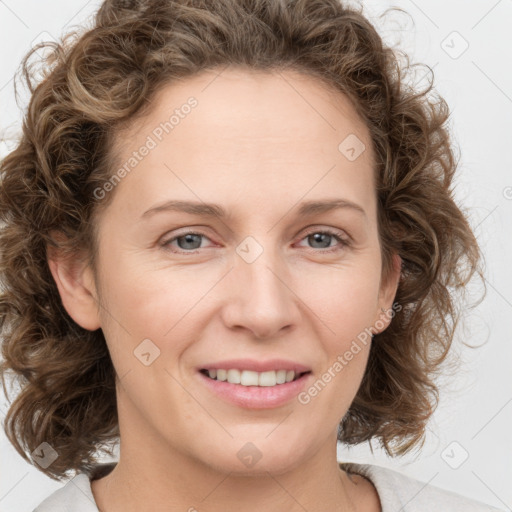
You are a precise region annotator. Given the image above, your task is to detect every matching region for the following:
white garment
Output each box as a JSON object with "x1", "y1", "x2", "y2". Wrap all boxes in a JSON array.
[{"x1": 33, "y1": 461, "x2": 505, "y2": 511}]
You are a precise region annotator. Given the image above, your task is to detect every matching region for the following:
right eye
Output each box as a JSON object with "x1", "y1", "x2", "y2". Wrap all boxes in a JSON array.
[{"x1": 161, "y1": 231, "x2": 215, "y2": 253}]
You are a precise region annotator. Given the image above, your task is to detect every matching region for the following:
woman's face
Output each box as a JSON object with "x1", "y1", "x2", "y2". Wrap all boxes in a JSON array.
[{"x1": 57, "y1": 68, "x2": 399, "y2": 474}]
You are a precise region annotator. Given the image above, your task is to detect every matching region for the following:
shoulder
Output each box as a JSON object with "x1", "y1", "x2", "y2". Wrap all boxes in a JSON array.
[
  {"x1": 32, "y1": 463, "x2": 116, "y2": 512},
  {"x1": 33, "y1": 460, "x2": 505, "y2": 511},
  {"x1": 340, "y1": 462, "x2": 506, "y2": 512}
]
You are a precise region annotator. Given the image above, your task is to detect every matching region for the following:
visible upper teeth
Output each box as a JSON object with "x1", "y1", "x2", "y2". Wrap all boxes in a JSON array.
[{"x1": 206, "y1": 369, "x2": 299, "y2": 386}]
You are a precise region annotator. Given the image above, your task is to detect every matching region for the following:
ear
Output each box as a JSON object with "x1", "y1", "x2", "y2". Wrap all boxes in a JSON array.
[
  {"x1": 46, "y1": 232, "x2": 101, "y2": 331},
  {"x1": 373, "y1": 253, "x2": 402, "y2": 335}
]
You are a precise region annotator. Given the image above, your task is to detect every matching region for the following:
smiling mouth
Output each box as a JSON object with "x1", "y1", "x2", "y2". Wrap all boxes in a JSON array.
[{"x1": 199, "y1": 368, "x2": 311, "y2": 387}]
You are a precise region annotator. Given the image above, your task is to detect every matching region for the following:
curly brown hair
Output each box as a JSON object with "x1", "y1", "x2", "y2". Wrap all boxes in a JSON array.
[{"x1": 0, "y1": 0, "x2": 483, "y2": 480}]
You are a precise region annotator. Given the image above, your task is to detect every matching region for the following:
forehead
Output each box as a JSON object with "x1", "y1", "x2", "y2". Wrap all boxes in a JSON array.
[
  {"x1": 116, "y1": 66, "x2": 371, "y2": 159},
  {"x1": 107, "y1": 67, "x2": 376, "y2": 221}
]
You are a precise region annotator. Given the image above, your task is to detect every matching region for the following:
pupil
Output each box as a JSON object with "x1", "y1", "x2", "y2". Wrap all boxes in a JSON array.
[
  {"x1": 309, "y1": 233, "x2": 331, "y2": 248},
  {"x1": 178, "y1": 234, "x2": 202, "y2": 250}
]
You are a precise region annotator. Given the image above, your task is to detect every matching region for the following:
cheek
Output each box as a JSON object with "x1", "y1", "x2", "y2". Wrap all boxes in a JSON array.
[
  {"x1": 95, "y1": 245, "x2": 210, "y2": 376},
  {"x1": 294, "y1": 268, "x2": 379, "y2": 417},
  {"x1": 293, "y1": 258, "x2": 381, "y2": 344},
  {"x1": 99, "y1": 240, "x2": 209, "y2": 325}
]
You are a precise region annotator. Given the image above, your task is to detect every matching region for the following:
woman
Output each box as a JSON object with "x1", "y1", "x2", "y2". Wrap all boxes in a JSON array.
[{"x1": 0, "y1": 0, "x2": 504, "y2": 510}]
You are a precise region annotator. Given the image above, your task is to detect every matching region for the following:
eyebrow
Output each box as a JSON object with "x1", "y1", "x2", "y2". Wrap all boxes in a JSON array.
[{"x1": 141, "y1": 198, "x2": 366, "y2": 220}]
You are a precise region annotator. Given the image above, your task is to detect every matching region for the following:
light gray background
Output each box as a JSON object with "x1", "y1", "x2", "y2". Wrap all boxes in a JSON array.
[{"x1": 1, "y1": 0, "x2": 511, "y2": 510}]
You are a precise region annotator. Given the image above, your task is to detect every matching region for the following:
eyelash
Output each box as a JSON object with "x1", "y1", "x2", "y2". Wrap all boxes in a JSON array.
[{"x1": 161, "y1": 228, "x2": 350, "y2": 254}]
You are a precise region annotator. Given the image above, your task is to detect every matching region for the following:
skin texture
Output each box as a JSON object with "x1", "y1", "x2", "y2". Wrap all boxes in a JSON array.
[{"x1": 48, "y1": 68, "x2": 400, "y2": 511}]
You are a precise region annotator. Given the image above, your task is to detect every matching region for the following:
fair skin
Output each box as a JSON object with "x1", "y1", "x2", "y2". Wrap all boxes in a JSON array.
[{"x1": 48, "y1": 67, "x2": 400, "y2": 511}]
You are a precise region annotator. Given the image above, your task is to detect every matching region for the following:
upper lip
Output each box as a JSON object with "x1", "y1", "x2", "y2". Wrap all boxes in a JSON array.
[{"x1": 198, "y1": 358, "x2": 311, "y2": 373}]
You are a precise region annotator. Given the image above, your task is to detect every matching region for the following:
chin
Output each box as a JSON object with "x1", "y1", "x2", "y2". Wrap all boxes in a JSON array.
[
  {"x1": 208, "y1": 454, "x2": 302, "y2": 477},
  {"x1": 198, "y1": 435, "x2": 309, "y2": 476}
]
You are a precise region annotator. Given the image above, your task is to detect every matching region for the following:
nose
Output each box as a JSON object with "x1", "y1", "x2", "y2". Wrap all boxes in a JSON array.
[{"x1": 220, "y1": 241, "x2": 302, "y2": 340}]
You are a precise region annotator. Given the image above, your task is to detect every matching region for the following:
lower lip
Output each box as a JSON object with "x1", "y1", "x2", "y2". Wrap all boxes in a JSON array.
[{"x1": 197, "y1": 371, "x2": 312, "y2": 409}]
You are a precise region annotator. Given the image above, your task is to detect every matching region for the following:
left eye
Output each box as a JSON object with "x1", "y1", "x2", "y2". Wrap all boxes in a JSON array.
[
  {"x1": 161, "y1": 229, "x2": 348, "y2": 253},
  {"x1": 296, "y1": 230, "x2": 348, "y2": 252}
]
